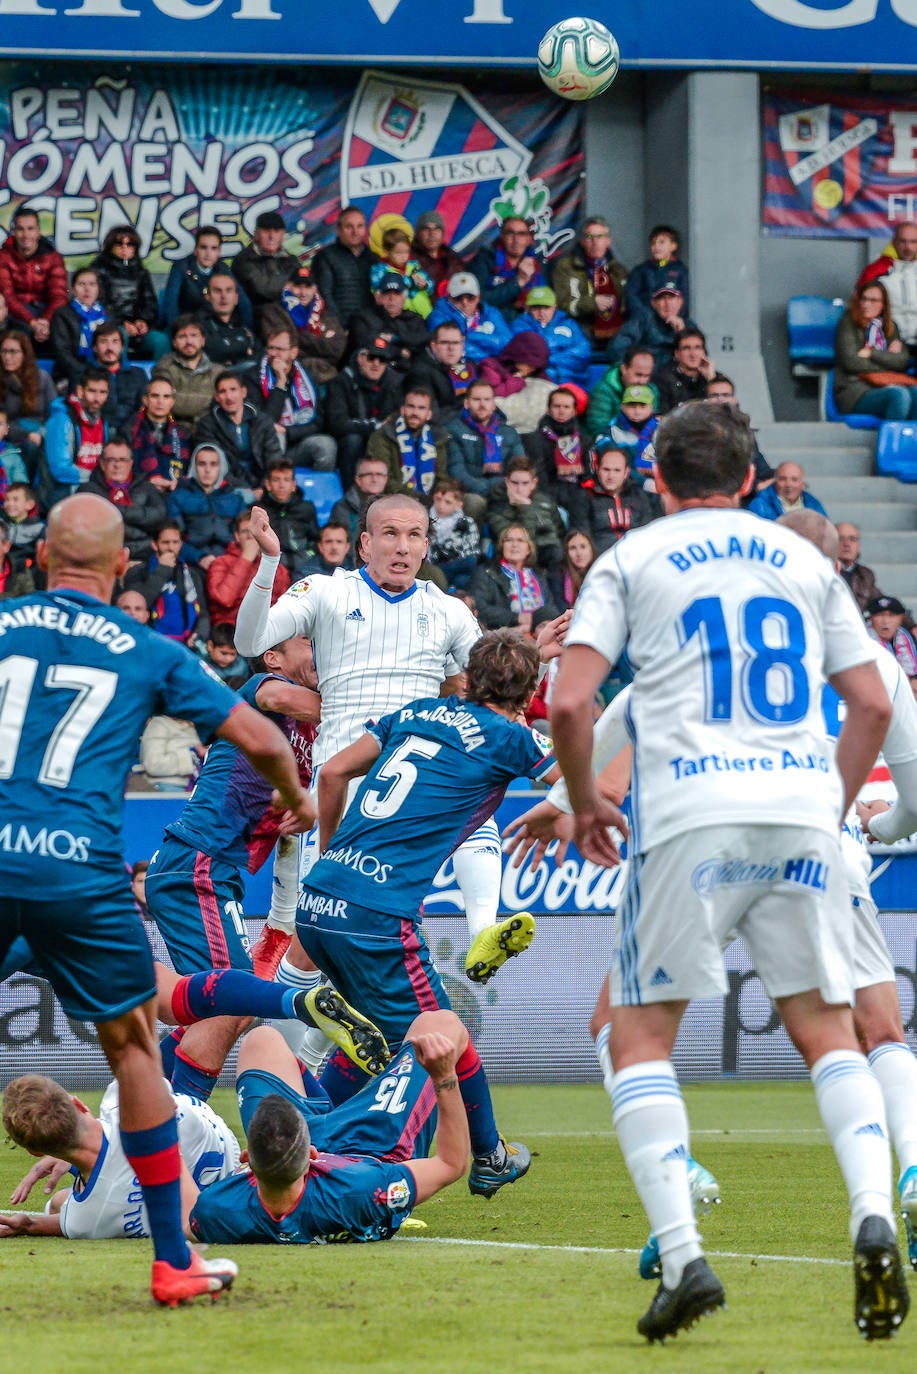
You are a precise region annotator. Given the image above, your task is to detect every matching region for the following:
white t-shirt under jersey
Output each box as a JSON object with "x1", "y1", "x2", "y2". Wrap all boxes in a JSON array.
[
  {"x1": 59, "y1": 1082, "x2": 240, "y2": 1240},
  {"x1": 235, "y1": 564, "x2": 481, "y2": 767},
  {"x1": 566, "y1": 508, "x2": 876, "y2": 853}
]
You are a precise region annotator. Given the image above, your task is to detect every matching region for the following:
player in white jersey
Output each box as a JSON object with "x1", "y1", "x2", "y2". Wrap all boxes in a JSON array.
[
  {"x1": 0, "y1": 1074, "x2": 239, "y2": 1240},
  {"x1": 549, "y1": 402, "x2": 906, "y2": 1342},
  {"x1": 234, "y1": 492, "x2": 537, "y2": 1032}
]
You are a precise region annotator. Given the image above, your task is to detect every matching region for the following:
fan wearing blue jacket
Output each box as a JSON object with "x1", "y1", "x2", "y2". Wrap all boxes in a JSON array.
[
  {"x1": 427, "y1": 272, "x2": 511, "y2": 364},
  {"x1": 510, "y1": 286, "x2": 592, "y2": 386}
]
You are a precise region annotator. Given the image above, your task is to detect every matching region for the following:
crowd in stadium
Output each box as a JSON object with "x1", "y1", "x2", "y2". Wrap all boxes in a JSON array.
[{"x1": 3, "y1": 194, "x2": 917, "y2": 753}]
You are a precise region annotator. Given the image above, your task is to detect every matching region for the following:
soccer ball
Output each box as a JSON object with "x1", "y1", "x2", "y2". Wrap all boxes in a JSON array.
[{"x1": 537, "y1": 16, "x2": 620, "y2": 101}]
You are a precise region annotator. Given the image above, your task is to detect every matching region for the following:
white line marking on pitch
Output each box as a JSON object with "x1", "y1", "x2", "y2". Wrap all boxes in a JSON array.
[
  {"x1": 401, "y1": 1237, "x2": 847, "y2": 1267},
  {"x1": 523, "y1": 1128, "x2": 826, "y2": 1138}
]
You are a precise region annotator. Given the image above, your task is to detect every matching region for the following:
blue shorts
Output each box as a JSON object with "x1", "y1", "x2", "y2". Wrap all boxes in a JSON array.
[
  {"x1": 145, "y1": 835, "x2": 250, "y2": 975},
  {"x1": 296, "y1": 896, "x2": 450, "y2": 1050},
  {"x1": 237, "y1": 1044, "x2": 437, "y2": 1162},
  {"x1": 0, "y1": 887, "x2": 155, "y2": 1022}
]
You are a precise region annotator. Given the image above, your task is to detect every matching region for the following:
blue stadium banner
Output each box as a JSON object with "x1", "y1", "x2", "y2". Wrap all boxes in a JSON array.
[
  {"x1": 0, "y1": 65, "x2": 583, "y2": 266},
  {"x1": 3, "y1": 0, "x2": 917, "y2": 70},
  {"x1": 764, "y1": 88, "x2": 917, "y2": 238}
]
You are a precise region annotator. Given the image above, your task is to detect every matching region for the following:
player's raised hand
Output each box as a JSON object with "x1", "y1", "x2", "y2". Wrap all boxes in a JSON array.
[
  {"x1": 409, "y1": 1030, "x2": 459, "y2": 1085},
  {"x1": 574, "y1": 794, "x2": 628, "y2": 869},
  {"x1": 536, "y1": 609, "x2": 573, "y2": 663},
  {"x1": 9, "y1": 1154, "x2": 71, "y2": 1204},
  {"x1": 248, "y1": 506, "x2": 282, "y2": 558},
  {"x1": 856, "y1": 797, "x2": 891, "y2": 839},
  {"x1": 502, "y1": 800, "x2": 574, "y2": 872}
]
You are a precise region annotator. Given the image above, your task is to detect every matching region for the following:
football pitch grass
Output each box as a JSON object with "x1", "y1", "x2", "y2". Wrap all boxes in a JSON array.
[{"x1": 1, "y1": 1080, "x2": 912, "y2": 1373}]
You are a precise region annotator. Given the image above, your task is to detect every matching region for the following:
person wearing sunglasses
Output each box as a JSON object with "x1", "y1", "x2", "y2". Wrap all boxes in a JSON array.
[{"x1": 91, "y1": 225, "x2": 169, "y2": 362}]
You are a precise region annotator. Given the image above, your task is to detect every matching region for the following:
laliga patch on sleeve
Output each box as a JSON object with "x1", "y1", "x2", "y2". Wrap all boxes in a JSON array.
[
  {"x1": 387, "y1": 1179, "x2": 411, "y2": 1211},
  {"x1": 288, "y1": 579, "x2": 311, "y2": 597}
]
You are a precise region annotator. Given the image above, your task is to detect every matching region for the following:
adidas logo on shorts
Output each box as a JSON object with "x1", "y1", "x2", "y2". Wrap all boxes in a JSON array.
[{"x1": 650, "y1": 966, "x2": 673, "y2": 986}]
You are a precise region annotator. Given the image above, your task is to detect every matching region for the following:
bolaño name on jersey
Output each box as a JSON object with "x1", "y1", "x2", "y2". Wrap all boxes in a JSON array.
[
  {"x1": 396, "y1": 702, "x2": 485, "y2": 753},
  {"x1": 667, "y1": 532, "x2": 788, "y2": 575},
  {"x1": 0, "y1": 603, "x2": 135, "y2": 653}
]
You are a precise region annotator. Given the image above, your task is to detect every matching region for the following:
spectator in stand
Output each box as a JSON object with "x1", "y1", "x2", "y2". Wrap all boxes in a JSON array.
[
  {"x1": 193, "y1": 622, "x2": 250, "y2": 690},
  {"x1": 837, "y1": 522, "x2": 883, "y2": 613},
  {"x1": 207, "y1": 508, "x2": 291, "y2": 627},
  {"x1": 130, "y1": 376, "x2": 192, "y2": 493},
  {"x1": 115, "y1": 588, "x2": 150, "y2": 623},
  {"x1": 296, "y1": 520, "x2": 355, "y2": 576},
  {"x1": 608, "y1": 280, "x2": 699, "y2": 368},
  {"x1": 624, "y1": 224, "x2": 690, "y2": 318},
  {"x1": 86, "y1": 435, "x2": 168, "y2": 559},
  {"x1": 477, "y1": 331, "x2": 553, "y2": 436},
  {"x1": 445, "y1": 377, "x2": 526, "y2": 525},
  {"x1": 91, "y1": 322, "x2": 149, "y2": 434},
  {"x1": 468, "y1": 523, "x2": 559, "y2": 633},
  {"x1": 867, "y1": 596, "x2": 917, "y2": 696},
  {"x1": 162, "y1": 225, "x2": 253, "y2": 329},
  {"x1": 324, "y1": 342, "x2": 403, "y2": 487},
  {"x1": 510, "y1": 286, "x2": 591, "y2": 385},
  {"x1": 428, "y1": 476, "x2": 481, "y2": 590},
  {"x1": 0, "y1": 414, "x2": 29, "y2": 490},
  {"x1": 586, "y1": 346, "x2": 656, "y2": 437},
  {"x1": 3, "y1": 483, "x2": 43, "y2": 573},
  {"x1": 857, "y1": 221, "x2": 917, "y2": 358},
  {"x1": 524, "y1": 385, "x2": 591, "y2": 528},
  {"x1": 197, "y1": 273, "x2": 257, "y2": 367},
  {"x1": 548, "y1": 528, "x2": 598, "y2": 612},
  {"x1": 0, "y1": 516, "x2": 35, "y2": 598},
  {"x1": 411, "y1": 210, "x2": 465, "y2": 298},
  {"x1": 196, "y1": 370, "x2": 282, "y2": 492},
  {"x1": 152, "y1": 315, "x2": 219, "y2": 432},
  {"x1": 329, "y1": 453, "x2": 389, "y2": 542},
  {"x1": 749, "y1": 460, "x2": 827, "y2": 520},
  {"x1": 43, "y1": 367, "x2": 111, "y2": 499},
  {"x1": 0, "y1": 329, "x2": 55, "y2": 447},
  {"x1": 167, "y1": 442, "x2": 246, "y2": 570},
  {"x1": 371, "y1": 227, "x2": 433, "y2": 318},
  {"x1": 703, "y1": 373, "x2": 774, "y2": 505},
  {"x1": 0, "y1": 208, "x2": 68, "y2": 354},
  {"x1": 311, "y1": 205, "x2": 375, "y2": 329},
  {"x1": 833, "y1": 280, "x2": 917, "y2": 422},
  {"x1": 428, "y1": 273, "x2": 511, "y2": 364},
  {"x1": 124, "y1": 521, "x2": 209, "y2": 646},
  {"x1": 365, "y1": 385, "x2": 447, "y2": 499},
  {"x1": 486, "y1": 454, "x2": 564, "y2": 571},
  {"x1": 599, "y1": 384, "x2": 659, "y2": 477},
  {"x1": 349, "y1": 272, "x2": 430, "y2": 371},
  {"x1": 581, "y1": 441, "x2": 658, "y2": 554},
  {"x1": 552, "y1": 216, "x2": 628, "y2": 351},
  {"x1": 242, "y1": 323, "x2": 335, "y2": 471},
  {"x1": 91, "y1": 225, "x2": 167, "y2": 361},
  {"x1": 232, "y1": 211, "x2": 298, "y2": 329},
  {"x1": 266, "y1": 262, "x2": 345, "y2": 383},
  {"x1": 468, "y1": 217, "x2": 546, "y2": 319},
  {"x1": 403, "y1": 322, "x2": 476, "y2": 425},
  {"x1": 259, "y1": 458, "x2": 320, "y2": 577},
  {"x1": 654, "y1": 328, "x2": 716, "y2": 413},
  {"x1": 49, "y1": 266, "x2": 107, "y2": 389}
]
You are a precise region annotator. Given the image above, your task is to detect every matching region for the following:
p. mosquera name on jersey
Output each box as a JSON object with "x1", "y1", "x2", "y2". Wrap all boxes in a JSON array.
[{"x1": 566, "y1": 510, "x2": 877, "y2": 854}]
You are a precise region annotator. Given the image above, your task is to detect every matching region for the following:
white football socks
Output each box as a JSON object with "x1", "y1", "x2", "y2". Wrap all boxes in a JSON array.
[
  {"x1": 594, "y1": 1022, "x2": 614, "y2": 1095},
  {"x1": 811, "y1": 1049, "x2": 894, "y2": 1239},
  {"x1": 452, "y1": 824, "x2": 503, "y2": 941},
  {"x1": 868, "y1": 1041, "x2": 917, "y2": 1179},
  {"x1": 270, "y1": 954, "x2": 322, "y2": 1055},
  {"x1": 266, "y1": 836, "x2": 299, "y2": 935},
  {"x1": 611, "y1": 1060, "x2": 701, "y2": 1288}
]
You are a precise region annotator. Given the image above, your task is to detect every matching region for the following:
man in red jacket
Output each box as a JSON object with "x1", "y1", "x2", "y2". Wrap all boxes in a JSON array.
[{"x1": 0, "y1": 210, "x2": 68, "y2": 353}]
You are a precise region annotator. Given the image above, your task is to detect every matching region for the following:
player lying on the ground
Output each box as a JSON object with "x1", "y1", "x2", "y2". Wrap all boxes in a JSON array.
[
  {"x1": 0, "y1": 1074, "x2": 240, "y2": 1240},
  {"x1": 291, "y1": 629, "x2": 560, "y2": 1199},
  {"x1": 186, "y1": 1009, "x2": 470, "y2": 1245}
]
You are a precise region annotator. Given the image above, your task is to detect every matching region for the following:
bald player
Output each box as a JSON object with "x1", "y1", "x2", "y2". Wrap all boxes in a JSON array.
[{"x1": 0, "y1": 493, "x2": 315, "y2": 1308}]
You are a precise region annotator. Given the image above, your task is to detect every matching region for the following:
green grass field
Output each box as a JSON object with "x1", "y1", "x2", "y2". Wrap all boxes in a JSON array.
[{"x1": 1, "y1": 1080, "x2": 912, "y2": 1374}]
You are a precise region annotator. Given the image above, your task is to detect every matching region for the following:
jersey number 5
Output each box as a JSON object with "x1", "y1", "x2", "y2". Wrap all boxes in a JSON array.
[
  {"x1": 678, "y1": 596, "x2": 809, "y2": 725},
  {"x1": 359, "y1": 735, "x2": 442, "y2": 820},
  {"x1": 0, "y1": 655, "x2": 117, "y2": 787}
]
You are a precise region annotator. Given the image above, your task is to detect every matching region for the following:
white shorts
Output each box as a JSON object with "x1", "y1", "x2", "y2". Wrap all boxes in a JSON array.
[
  {"x1": 853, "y1": 894, "x2": 896, "y2": 992},
  {"x1": 611, "y1": 824, "x2": 853, "y2": 1009}
]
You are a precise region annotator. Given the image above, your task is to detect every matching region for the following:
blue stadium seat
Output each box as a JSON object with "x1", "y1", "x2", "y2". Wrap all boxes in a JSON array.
[
  {"x1": 823, "y1": 370, "x2": 882, "y2": 430},
  {"x1": 875, "y1": 421, "x2": 917, "y2": 482},
  {"x1": 295, "y1": 468, "x2": 344, "y2": 524},
  {"x1": 37, "y1": 357, "x2": 55, "y2": 374},
  {"x1": 787, "y1": 295, "x2": 843, "y2": 367},
  {"x1": 586, "y1": 361, "x2": 608, "y2": 391}
]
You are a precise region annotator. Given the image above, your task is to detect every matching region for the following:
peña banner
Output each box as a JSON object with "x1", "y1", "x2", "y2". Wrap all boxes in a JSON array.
[
  {"x1": 764, "y1": 88, "x2": 917, "y2": 237},
  {"x1": 0, "y1": 64, "x2": 583, "y2": 269}
]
